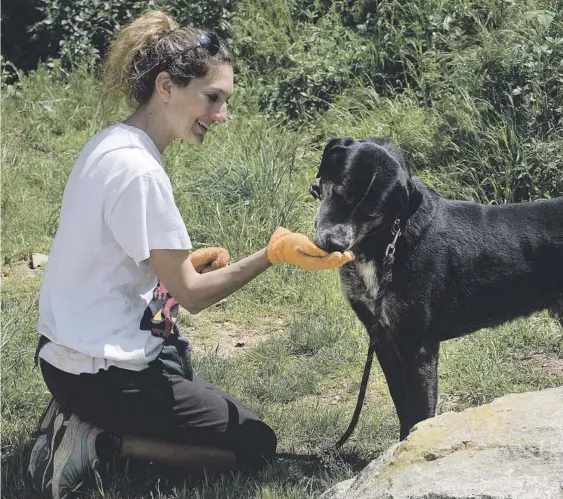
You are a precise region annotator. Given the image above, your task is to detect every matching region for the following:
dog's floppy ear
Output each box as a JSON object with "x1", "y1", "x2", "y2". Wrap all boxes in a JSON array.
[
  {"x1": 406, "y1": 179, "x2": 423, "y2": 218},
  {"x1": 390, "y1": 178, "x2": 423, "y2": 223},
  {"x1": 390, "y1": 145, "x2": 422, "y2": 219},
  {"x1": 317, "y1": 138, "x2": 354, "y2": 179}
]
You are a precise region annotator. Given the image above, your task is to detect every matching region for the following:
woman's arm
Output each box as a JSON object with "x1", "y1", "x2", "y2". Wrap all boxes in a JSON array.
[
  {"x1": 148, "y1": 227, "x2": 354, "y2": 314},
  {"x1": 148, "y1": 248, "x2": 271, "y2": 314}
]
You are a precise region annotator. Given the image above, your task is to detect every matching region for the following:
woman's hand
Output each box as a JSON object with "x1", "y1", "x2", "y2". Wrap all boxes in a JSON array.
[
  {"x1": 189, "y1": 247, "x2": 230, "y2": 273},
  {"x1": 267, "y1": 227, "x2": 355, "y2": 270}
]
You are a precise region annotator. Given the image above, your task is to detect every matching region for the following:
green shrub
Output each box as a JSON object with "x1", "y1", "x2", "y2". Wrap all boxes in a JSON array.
[
  {"x1": 1, "y1": 0, "x2": 46, "y2": 73},
  {"x1": 29, "y1": 0, "x2": 155, "y2": 67},
  {"x1": 155, "y1": 0, "x2": 236, "y2": 39},
  {"x1": 2, "y1": 0, "x2": 236, "y2": 72},
  {"x1": 233, "y1": 3, "x2": 374, "y2": 122},
  {"x1": 4, "y1": 0, "x2": 562, "y2": 204}
]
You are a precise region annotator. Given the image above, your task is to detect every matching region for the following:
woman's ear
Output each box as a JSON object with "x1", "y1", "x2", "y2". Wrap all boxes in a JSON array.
[{"x1": 154, "y1": 72, "x2": 173, "y2": 103}]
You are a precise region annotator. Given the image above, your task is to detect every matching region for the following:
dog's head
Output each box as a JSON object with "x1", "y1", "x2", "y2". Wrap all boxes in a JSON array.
[{"x1": 312, "y1": 137, "x2": 422, "y2": 252}]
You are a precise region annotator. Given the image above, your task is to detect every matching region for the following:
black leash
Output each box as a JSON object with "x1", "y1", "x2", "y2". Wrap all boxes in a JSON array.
[
  {"x1": 334, "y1": 218, "x2": 402, "y2": 450},
  {"x1": 334, "y1": 339, "x2": 377, "y2": 449}
]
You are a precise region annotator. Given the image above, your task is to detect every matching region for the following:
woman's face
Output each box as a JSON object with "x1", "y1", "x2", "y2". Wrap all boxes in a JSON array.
[{"x1": 165, "y1": 64, "x2": 234, "y2": 146}]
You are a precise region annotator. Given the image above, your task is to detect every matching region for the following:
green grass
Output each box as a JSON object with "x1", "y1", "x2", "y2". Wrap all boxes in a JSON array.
[{"x1": 2, "y1": 28, "x2": 563, "y2": 499}]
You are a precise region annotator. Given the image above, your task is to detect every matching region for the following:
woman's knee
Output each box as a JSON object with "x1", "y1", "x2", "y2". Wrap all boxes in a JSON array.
[{"x1": 234, "y1": 419, "x2": 277, "y2": 468}]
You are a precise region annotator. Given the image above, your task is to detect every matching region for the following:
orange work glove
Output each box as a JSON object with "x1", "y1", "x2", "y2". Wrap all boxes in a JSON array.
[
  {"x1": 189, "y1": 247, "x2": 230, "y2": 274},
  {"x1": 267, "y1": 227, "x2": 355, "y2": 271}
]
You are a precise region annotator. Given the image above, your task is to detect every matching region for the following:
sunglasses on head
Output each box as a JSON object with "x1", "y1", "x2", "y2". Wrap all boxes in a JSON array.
[{"x1": 176, "y1": 32, "x2": 220, "y2": 60}]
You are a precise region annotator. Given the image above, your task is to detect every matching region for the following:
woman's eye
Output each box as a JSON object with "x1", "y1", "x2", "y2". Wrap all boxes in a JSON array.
[{"x1": 207, "y1": 94, "x2": 219, "y2": 103}]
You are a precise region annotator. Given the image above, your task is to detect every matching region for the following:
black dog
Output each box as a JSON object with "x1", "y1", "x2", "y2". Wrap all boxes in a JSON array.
[{"x1": 313, "y1": 137, "x2": 563, "y2": 440}]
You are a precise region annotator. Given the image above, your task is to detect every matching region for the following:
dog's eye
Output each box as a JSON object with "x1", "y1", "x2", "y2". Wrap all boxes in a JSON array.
[
  {"x1": 360, "y1": 202, "x2": 382, "y2": 219},
  {"x1": 331, "y1": 188, "x2": 354, "y2": 205}
]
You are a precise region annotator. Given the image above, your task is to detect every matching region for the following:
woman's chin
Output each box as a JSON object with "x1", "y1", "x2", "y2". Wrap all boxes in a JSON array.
[{"x1": 185, "y1": 133, "x2": 205, "y2": 146}]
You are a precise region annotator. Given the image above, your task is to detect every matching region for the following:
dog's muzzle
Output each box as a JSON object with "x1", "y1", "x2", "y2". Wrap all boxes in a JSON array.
[{"x1": 315, "y1": 225, "x2": 354, "y2": 253}]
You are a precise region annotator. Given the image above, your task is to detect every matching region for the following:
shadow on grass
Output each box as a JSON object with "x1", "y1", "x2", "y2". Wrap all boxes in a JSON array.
[
  {"x1": 93, "y1": 449, "x2": 372, "y2": 499},
  {"x1": 2, "y1": 435, "x2": 38, "y2": 499},
  {"x1": 1, "y1": 437, "x2": 374, "y2": 499},
  {"x1": 276, "y1": 448, "x2": 373, "y2": 472}
]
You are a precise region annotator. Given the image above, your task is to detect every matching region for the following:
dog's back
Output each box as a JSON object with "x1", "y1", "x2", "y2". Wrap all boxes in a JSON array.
[{"x1": 399, "y1": 183, "x2": 563, "y2": 338}]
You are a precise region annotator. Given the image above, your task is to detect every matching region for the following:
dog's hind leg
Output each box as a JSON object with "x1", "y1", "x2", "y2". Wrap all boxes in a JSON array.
[
  {"x1": 547, "y1": 291, "x2": 563, "y2": 329},
  {"x1": 397, "y1": 339, "x2": 440, "y2": 439}
]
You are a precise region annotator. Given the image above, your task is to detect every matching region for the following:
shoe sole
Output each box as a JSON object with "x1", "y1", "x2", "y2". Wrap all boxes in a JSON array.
[
  {"x1": 47, "y1": 414, "x2": 99, "y2": 499},
  {"x1": 28, "y1": 398, "x2": 62, "y2": 486},
  {"x1": 42, "y1": 412, "x2": 70, "y2": 499},
  {"x1": 28, "y1": 434, "x2": 48, "y2": 491},
  {"x1": 38, "y1": 398, "x2": 62, "y2": 434}
]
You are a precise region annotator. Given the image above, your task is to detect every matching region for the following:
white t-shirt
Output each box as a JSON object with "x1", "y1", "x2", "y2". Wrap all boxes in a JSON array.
[{"x1": 38, "y1": 123, "x2": 192, "y2": 374}]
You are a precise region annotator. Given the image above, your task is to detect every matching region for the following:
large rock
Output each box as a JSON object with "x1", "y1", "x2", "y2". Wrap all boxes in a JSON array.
[{"x1": 321, "y1": 387, "x2": 563, "y2": 499}]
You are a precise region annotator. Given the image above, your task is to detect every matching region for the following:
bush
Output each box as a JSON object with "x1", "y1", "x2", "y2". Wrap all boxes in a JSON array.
[
  {"x1": 255, "y1": 19, "x2": 372, "y2": 122},
  {"x1": 29, "y1": 0, "x2": 155, "y2": 67},
  {"x1": 1, "y1": 0, "x2": 46, "y2": 73},
  {"x1": 155, "y1": 0, "x2": 236, "y2": 39},
  {"x1": 233, "y1": 3, "x2": 374, "y2": 123},
  {"x1": 3, "y1": 0, "x2": 562, "y2": 204},
  {"x1": 2, "y1": 0, "x2": 236, "y2": 72}
]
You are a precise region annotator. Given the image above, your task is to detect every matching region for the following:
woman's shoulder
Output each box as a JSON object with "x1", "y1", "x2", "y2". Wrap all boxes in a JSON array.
[
  {"x1": 82, "y1": 123, "x2": 163, "y2": 174},
  {"x1": 97, "y1": 122, "x2": 160, "y2": 155}
]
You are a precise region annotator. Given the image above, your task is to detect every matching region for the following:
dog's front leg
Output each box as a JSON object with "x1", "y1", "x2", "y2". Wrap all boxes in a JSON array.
[
  {"x1": 351, "y1": 313, "x2": 439, "y2": 439},
  {"x1": 346, "y1": 297, "x2": 409, "y2": 439},
  {"x1": 369, "y1": 325, "x2": 410, "y2": 439},
  {"x1": 399, "y1": 339, "x2": 440, "y2": 438}
]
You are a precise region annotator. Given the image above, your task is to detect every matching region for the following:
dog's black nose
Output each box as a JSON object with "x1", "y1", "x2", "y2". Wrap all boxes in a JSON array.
[{"x1": 323, "y1": 236, "x2": 348, "y2": 253}]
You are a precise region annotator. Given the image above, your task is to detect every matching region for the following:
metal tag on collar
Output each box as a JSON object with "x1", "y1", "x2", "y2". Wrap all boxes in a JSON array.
[{"x1": 385, "y1": 218, "x2": 402, "y2": 259}]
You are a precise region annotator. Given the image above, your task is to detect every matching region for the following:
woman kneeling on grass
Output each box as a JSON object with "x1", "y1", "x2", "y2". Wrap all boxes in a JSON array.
[{"x1": 27, "y1": 9, "x2": 354, "y2": 499}]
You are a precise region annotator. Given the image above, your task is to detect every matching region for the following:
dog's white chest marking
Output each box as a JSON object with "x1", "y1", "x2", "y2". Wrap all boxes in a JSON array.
[
  {"x1": 341, "y1": 259, "x2": 381, "y2": 316},
  {"x1": 356, "y1": 260, "x2": 379, "y2": 298}
]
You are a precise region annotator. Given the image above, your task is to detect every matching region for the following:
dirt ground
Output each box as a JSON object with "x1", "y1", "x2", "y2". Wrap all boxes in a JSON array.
[{"x1": 179, "y1": 307, "x2": 286, "y2": 358}]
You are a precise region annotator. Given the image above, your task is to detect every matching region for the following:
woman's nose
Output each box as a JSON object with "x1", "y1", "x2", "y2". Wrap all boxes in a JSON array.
[{"x1": 214, "y1": 104, "x2": 228, "y2": 123}]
